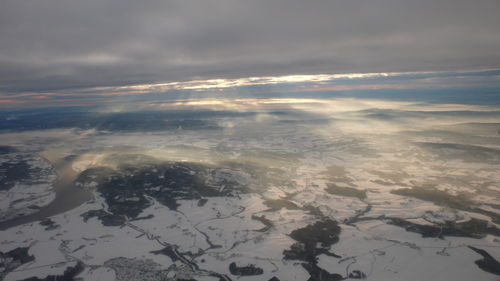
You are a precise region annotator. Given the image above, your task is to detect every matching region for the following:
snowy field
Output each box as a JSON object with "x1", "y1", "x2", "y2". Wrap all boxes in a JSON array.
[{"x1": 0, "y1": 98, "x2": 499, "y2": 280}]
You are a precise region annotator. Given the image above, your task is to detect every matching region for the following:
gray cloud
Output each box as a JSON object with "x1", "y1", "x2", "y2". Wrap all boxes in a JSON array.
[{"x1": 1, "y1": 0, "x2": 499, "y2": 93}]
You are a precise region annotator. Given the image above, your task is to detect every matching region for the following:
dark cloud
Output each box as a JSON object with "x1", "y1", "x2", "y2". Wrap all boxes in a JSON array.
[{"x1": 1, "y1": 0, "x2": 499, "y2": 93}]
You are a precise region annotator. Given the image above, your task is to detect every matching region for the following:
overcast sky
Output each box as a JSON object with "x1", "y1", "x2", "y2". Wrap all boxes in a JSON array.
[{"x1": 1, "y1": 0, "x2": 499, "y2": 93}]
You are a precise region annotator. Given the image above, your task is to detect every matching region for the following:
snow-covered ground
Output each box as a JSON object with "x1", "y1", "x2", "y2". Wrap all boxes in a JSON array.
[
  {"x1": 0, "y1": 153, "x2": 56, "y2": 222},
  {"x1": 1, "y1": 99, "x2": 499, "y2": 280}
]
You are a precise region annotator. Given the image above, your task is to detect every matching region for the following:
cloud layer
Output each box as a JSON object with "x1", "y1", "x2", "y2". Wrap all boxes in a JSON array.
[{"x1": 1, "y1": 0, "x2": 500, "y2": 93}]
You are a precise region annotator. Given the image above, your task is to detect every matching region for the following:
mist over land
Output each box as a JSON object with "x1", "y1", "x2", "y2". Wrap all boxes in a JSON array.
[{"x1": 1, "y1": 91, "x2": 500, "y2": 280}]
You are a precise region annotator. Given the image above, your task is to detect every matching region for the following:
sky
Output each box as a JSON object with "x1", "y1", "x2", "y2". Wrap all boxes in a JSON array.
[{"x1": 0, "y1": 0, "x2": 499, "y2": 107}]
